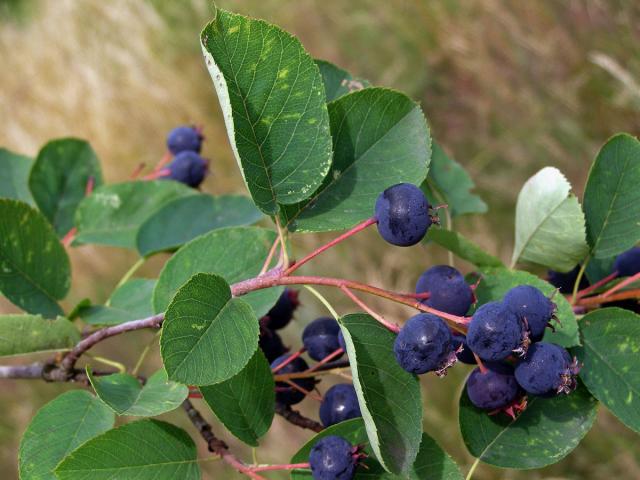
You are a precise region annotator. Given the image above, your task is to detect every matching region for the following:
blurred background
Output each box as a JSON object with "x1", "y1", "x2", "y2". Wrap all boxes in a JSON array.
[{"x1": 1, "y1": 0, "x2": 640, "y2": 478}]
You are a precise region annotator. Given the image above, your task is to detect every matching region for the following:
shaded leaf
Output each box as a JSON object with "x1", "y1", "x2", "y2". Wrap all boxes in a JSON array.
[
  {"x1": 0, "y1": 147, "x2": 34, "y2": 204},
  {"x1": 426, "y1": 228, "x2": 503, "y2": 268},
  {"x1": 78, "y1": 278, "x2": 156, "y2": 326},
  {"x1": 0, "y1": 315, "x2": 79, "y2": 356},
  {"x1": 201, "y1": 8, "x2": 333, "y2": 214},
  {"x1": 315, "y1": 59, "x2": 370, "y2": 102}
]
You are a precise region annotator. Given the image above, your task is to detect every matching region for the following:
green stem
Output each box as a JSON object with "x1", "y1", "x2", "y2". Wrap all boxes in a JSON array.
[
  {"x1": 85, "y1": 353, "x2": 126, "y2": 373},
  {"x1": 571, "y1": 256, "x2": 590, "y2": 304},
  {"x1": 303, "y1": 285, "x2": 340, "y2": 320},
  {"x1": 106, "y1": 257, "x2": 146, "y2": 306},
  {"x1": 465, "y1": 458, "x2": 481, "y2": 480},
  {"x1": 132, "y1": 331, "x2": 161, "y2": 375}
]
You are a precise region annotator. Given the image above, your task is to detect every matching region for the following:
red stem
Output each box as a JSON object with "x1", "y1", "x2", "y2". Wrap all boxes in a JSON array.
[
  {"x1": 341, "y1": 285, "x2": 400, "y2": 333},
  {"x1": 602, "y1": 271, "x2": 640, "y2": 298},
  {"x1": 250, "y1": 463, "x2": 310, "y2": 472},
  {"x1": 574, "y1": 271, "x2": 618, "y2": 300},
  {"x1": 272, "y1": 347, "x2": 306, "y2": 373},
  {"x1": 284, "y1": 217, "x2": 377, "y2": 275},
  {"x1": 576, "y1": 287, "x2": 640, "y2": 307},
  {"x1": 307, "y1": 348, "x2": 345, "y2": 373}
]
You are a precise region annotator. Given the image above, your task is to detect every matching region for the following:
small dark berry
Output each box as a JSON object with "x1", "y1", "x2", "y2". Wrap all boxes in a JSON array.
[
  {"x1": 271, "y1": 354, "x2": 316, "y2": 405},
  {"x1": 514, "y1": 342, "x2": 578, "y2": 396},
  {"x1": 167, "y1": 125, "x2": 203, "y2": 154},
  {"x1": 467, "y1": 301, "x2": 526, "y2": 361},
  {"x1": 319, "y1": 384, "x2": 361, "y2": 427},
  {"x1": 337, "y1": 330, "x2": 347, "y2": 352},
  {"x1": 265, "y1": 289, "x2": 299, "y2": 330},
  {"x1": 374, "y1": 183, "x2": 431, "y2": 247},
  {"x1": 548, "y1": 266, "x2": 589, "y2": 293},
  {"x1": 309, "y1": 435, "x2": 356, "y2": 480},
  {"x1": 452, "y1": 333, "x2": 477, "y2": 365},
  {"x1": 166, "y1": 151, "x2": 207, "y2": 188},
  {"x1": 415, "y1": 265, "x2": 473, "y2": 316},
  {"x1": 466, "y1": 363, "x2": 520, "y2": 410},
  {"x1": 303, "y1": 317, "x2": 343, "y2": 362},
  {"x1": 503, "y1": 285, "x2": 556, "y2": 342},
  {"x1": 259, "y1": 328, "x2": 287, "y2": 362},
  {"x1": 613, "y1": 246, "x2": 640, "y2": 277}
]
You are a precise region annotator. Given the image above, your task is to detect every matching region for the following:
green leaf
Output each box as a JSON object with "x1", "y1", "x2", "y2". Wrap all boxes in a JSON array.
[
  {"x1": 459, "y1": 382, "x2": 597, "y2": 469},
  {"x1": 339, "y1": 314, "x2": 422, "y2": 475},
  {"x1": 0, "y1": 147, "x2": 34, "y2": 204},
  {"x1": 0, "y1": 315, "x2": 79, "y2": 356},
  {"x1": 74, "y1": 180, "x2": 194, "y2": 249},
  {"x1": 153, "y1": 226, "x2": 282, "y2": 318},
  {"x1": 29, "y1": 138, "x2": 103, "y2": 237},
  {"x1": 87, "y1": 367, "x2": 188, "y2": 416},
  {"x1": 78, "y1": 278, "x2": 156, "y2": 326},
  {"x1": 315, "y1": 59, "x2": 370, "y2": 102},
  {"x1": 160, "y1": 273, "x2": 258, "y2": 385},
  {"x1": 511, "y1": 167, "x2": 588, "y2": 271},
  {"x1": 282, "y1": 87, "x2": 431, "y2": 233},
  {"x1": 475, "y1": 268, "x2": 579, "y2": 347},
  {"x1": 291, "y1": 419, "x2": 463, "y2": 480},
  {"x1": 0, "y1": 199, "x2": 70, "y2": 317},
  {"x1": 55, "y1": 419, "x2": 200, "y2": 480},
  {"x1": 423, "y1": 142, "x2": 486, "y2": 217},
  {"x1": 425, "y1": 228, "x2": 504, "y2": 268},
  {"x1": 200, "y1": 349, "x2": 274, "y2": 446},
  {"x1": 136, "y1": 193, "x2": 263, "y2": 257},
  {"x1": 574, "y1": 308, "x2": 640, "y2": 433},
  {"x1": 19, "y1": 390, "x2": 114, "y2": 480},
  {"x1": 201, "y1": 9, "x2": 333, "y2": 214},
  {"x1": 583, "y1": 133, "x2": 640, "y2": 259}
]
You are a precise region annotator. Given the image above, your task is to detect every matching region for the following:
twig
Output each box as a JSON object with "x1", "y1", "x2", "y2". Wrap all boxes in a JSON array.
[{"x1": 275, "y1": 402, "x2": 323, "y2": 432}]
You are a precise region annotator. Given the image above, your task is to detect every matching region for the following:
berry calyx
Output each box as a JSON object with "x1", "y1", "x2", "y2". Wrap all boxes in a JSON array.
[
  {"x1": 309, "y1": 435, "x2": 357, "y2": 480},
  {"x1": 374, "y1": 183, "x2": 432, "y2": 247},
  {"x1": 166, "y1": 151, "x2": 208, "y2": 188},
  {"x1": 466, "y1": 301, "x2": 527, "y2": 361},
  {"x1": 613, "y1": 246, "x2": 640, "y2": 277},
  {"x1": 303, "y1": 317, "x2": 344, "y2": 362},
  {"x1": 503, "y1": 285, "x2": 556, "y2": 342},
  {"x1": 415, "y1": 265, "x2": 473, "y2": 316},
  {"x1": 271, "y1": 354, "x2": 316, "y2": 405},
  {"x1": 514, "y1": 342, "x2": 579, "y2": 396},
  {"x1": 319, "y1": 384, "x2": 361, "y2": 427},
  {"x1": 393, "y1": 313, "x2": 456, "y2": 375},
  {"x1": 548, "y1": 266, "x2": 589, "y2": 293},
  {"x1": 167, "y1": 125, "x2": 203, "y2": 154},
  {"x1": 466, "y1": 363, "x2": 521, "y2": 411},
  {"x1": 259, "y1": 328, "x2": 288, "y2": 362},
  {"x1": 264, "y1": 289, "x2": 300, "y2": 330}
]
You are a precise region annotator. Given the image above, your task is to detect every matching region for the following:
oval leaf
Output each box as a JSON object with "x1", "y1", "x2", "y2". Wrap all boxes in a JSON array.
[
  {"x1": 19, "y1": 390, "x2": 115, "y2": 480},
  {"x1": 55, "y1": 419, "x2": 200, "y2": 480},
  {"x1": 339, "y1": 314, "x2": 422, "y2": 475},
  {"x1": 200, "y1": 349, "x2": 274, "y2": 446},
  {"x1": 315, "y1": 59, "x2": 370, "y2": 102},
  {"x1": 574, "y1": 308, "x2": 640, "y2": 433},
  {"x1": 425, "y1": 228, "x2": 503, "y2": 269},
  {"x1": 0, "y1": 147, "x2": 34, "y2": 204},
  {"x1": 160, "y1": 273, "x2": 258, "y2": 385},
  {"x1": 583, "y1": 133, "x2": 640, "y2": 259},
  {"x1": 511, "y1": 167, "x2": 588, "y2": 271},
  {"x1": 459, "y1": 382, "x2": 597, "y2": 468},
  {"x1": 282, "y1": 87, "x2": 431, "y2": 233},
  {"x1": 136, "y1": 193, "x2": 263, "y2": 256},
  {"x1": 0, "y1": 315, "x2": 79, "y2": 356},
  {"x1": 78, "y1": 278, "x2": 156, "y2": 326},
  {"x1": 0, "y1": 199, "x2": 70, "y2": 317},
  {"x1": 201, "y1": 8, "x2": 333, "y2": 214},
  {"x1": 74, "y1": 180, "x2": 194, "y2": 249},
  {"x1": 474, "y1": 268, "x2": 579, "y2": 347},
  {"x1": 153, "y1": 226, "x2": 282, "y2": 318},
  {"x1": 29, "y1": 138, "x2": 103, "y2": 237}
]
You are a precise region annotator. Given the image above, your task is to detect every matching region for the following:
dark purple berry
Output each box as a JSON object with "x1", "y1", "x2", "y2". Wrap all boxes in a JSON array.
[
  {"x1": 415, "y1": 265, "x2": 473, "y2": 316},
  {"x1": 466, "y1": 363, "x2": 520, "y2": 410},
  {"x1": 264, "y1": 289, "x2": 299, "y2": 330},
  {"x1": 503, "y1": 285, "x2": 556, "y2": 342},
  {"x1": 319, "y1": 384, "x2": 361, "y2": 427},
  {"x1": 374, "y1": 183, "x2": 431, "y2": 247},
  {"x1": 613, "y1": 246, "x2": 640, "y2": 277},
  {"x1": 393, "y1": 313, "x2": 455, "y2": 375},
  {"x1": 166, "y1": 151, "x2": 207, "y2": 188},
  {"x1": 167, "y1": 125, "x2": 203, "y2": 154},
  {"x1": 514, "y1": 342, "x2": 578, "y2": 396},
  {"x1": 271, "y1": 354, "x2": 316, "y2": 405},
  {"x1": 309, "y1": 435, "x2": 356, "y2": 480},
  {"x1": 337, "y1": 330, "x2": 347, "y2": 352},
  {"x1": 259, "y1": 328, "x2": 287, "y2": 362},
  {"x1": 303, "y1": 317, "x2": 343, "y2": 362},
  {"x1": 548, "y1": 266, "x2": 589, "y2": 293},
  {"x1": 452, "y1": 333, "x2": 476, "y2": 365},
  {"x1": 467, "y1": 301, "x2": 526, "y2": 361}
]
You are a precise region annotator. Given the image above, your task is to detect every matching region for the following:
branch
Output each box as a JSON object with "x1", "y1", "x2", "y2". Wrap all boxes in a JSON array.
[{"x1": 275, "y1": 402, "x2": 323, "y2": 432}]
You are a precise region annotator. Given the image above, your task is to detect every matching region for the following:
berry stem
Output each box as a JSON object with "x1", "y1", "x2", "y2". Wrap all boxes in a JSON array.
[
  {"x1": 570, "y1": 259, "x2": 590, "y2": 304},
  {"x1": 259, "y1": 237, "x2": 280, "y2": 275},
  {"x1": 601, "y1": 271, "x2": 640, "y2": 298},
  {"x1": 574, "y1": 271, "x2": 618, "y2": 299},
  {"x1": 61, "y1": 227, "x2": 77, "y2": 247},
  {"x1": 303, "y1": 285, "x2": 340, "y2": 319},
  {"x1": 274, "y1": 366, "x2": 349, "y2": 382},
  {"x1": 130, "y1": 162, "x2": 146, "y2": 179},
  {"x1": 153, "y1": 151, "x2": 172, "y2": 173},
  {"x1": 575, "y1": 287, "x2": 640, "y2": 307},
  {"x1": 307, "y1": 348, "x2": 345, "y2": 373},
  {"x1": 271, "y1": 348, "x2": 306, "y2": 373},
  {"x1": 282, "y1": 380, "x2": 323, "y2": 402},
  {"x1": 340, "y1": 285, "x2": 400, "y2": 333},
  {"x1": 284, "y1": 217, "x2": 377, "y2": 275},
  {"x1": 473, "y1": 354, "x2": 488, "y2": 374},
  {"x1": 274, "y1": 216, "x2": 290, "y2": 269},
  {"x1": 249, "y1": 463, "x2": 310, "y2": 472}
]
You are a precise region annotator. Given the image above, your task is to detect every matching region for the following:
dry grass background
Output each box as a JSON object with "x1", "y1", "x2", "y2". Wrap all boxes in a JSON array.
[{"x1": 1, "y1": 0, "x2": 640, "y2": 478}]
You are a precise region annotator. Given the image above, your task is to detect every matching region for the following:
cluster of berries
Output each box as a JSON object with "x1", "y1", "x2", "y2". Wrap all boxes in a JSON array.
[{"x1": 163, "y1": 125, "x2": 208, "y2": 188}]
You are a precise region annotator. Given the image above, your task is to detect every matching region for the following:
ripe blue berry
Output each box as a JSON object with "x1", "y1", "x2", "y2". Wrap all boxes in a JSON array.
[
  {"x1": 374, "y1": 183, "x2": 431, "y2": 247},
  {"x1": 303, "y1": 317, "x2": 343, "y2": 362},
  {"x1": 166, "y1": 151, "x2": 207, "y2": 188},
  {"x1": 613, "y1": 246, "x2": 640, "y2": 277},
  {"x1": 467, "y1": 301, "x2": 526, "y2": 361},
  {"x1": 309, "y1": 435, "x2": 356, "y2": 480},
  {"x1": 393, "y1": 313, "x2": 455, "y2": 375},
  {"x1": 514, "y1": 342, "x2": 578, "y2": 396},
  {"x1": 271, "y1": 354, "x2": 316, "y2": 405},
  {"x1": 466, "y1": 363, "x2": 520, "y2": 410},
  {"x1": 548, "y1": 266, "x2": 589, "y2": 293},
  {"x1": 167, "y1": 125, "x2": 203, "y2": 154},
  {"x1": 415, "y1": 265, "x2": 473, "y2": 316},
  {"x1": 265, "y1": 289, "x2": 299, "y2": 330},
  {"x1": 452, "y1": 333, "x2": 477, "y2": 365},
  {"x1": 258, "y1": 328, "x2": 287, "y2": 362},
  {"x1": 503, "y1": 285, "x2": 556, "y2": 342},
  {"x1": 319, "y1": 384, "x2": 361, "y2": 427}
]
